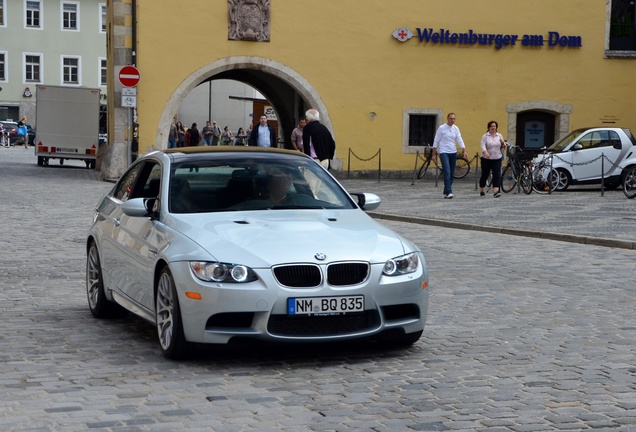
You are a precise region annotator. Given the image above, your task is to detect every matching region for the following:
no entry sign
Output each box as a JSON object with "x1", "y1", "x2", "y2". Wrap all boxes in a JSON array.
[{"x1": 118, "y1": 66, "x2": 140, "y2": 87}]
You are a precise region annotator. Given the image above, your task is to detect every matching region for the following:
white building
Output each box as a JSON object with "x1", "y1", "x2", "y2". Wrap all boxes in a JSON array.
[{"x1": 0, "y1": 0, "x2": 107, "y2": 126}]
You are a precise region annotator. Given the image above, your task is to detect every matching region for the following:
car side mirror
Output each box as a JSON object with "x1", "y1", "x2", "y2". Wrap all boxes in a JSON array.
[
  {"x1": 121, "y1": 197, "x2": 159, "y2": 218},
  {"x1": 572, "y1": 143, "x2": 583, "y2": 151},
  {"x1": 350, "y1": 192, "x2": 381, "y2": 211},
  {"x1": 613, "y1": 141, "x2": 622, "y2": 150}
]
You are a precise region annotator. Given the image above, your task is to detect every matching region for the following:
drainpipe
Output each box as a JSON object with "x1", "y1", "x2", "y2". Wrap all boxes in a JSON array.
[{"x1": 132, "y1": 0, "x2": 137, "y2": 66}]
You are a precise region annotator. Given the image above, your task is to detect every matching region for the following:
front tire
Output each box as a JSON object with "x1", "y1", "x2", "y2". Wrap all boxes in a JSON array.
[
  {"x1": 554, "y1": 169, "x2": 571, "y2": 191},
  {"x1": 417, "y1": 158, "x2": 431, "y2": 179},
  {"x1": 156, "y1": 267, "x2": 192, "y2": 359},
  {"x1": 623, "y1": 166, "x2": 636, "y2": 199},
  {"x1": 454, "y1": 158, "x2": 470, "y2": 179},
  {"x1": 521, "y1": 167, "x2": 533, "y2": 195},
  {"x1": 86, "y1": 241, "x2": 127, "y2": 318},
  {"x1": 532, "y1": 167, "x2": 558, "y2": 194},
  {"x1": 501, "y1": 164, "x2": 516, "y2": 193}
]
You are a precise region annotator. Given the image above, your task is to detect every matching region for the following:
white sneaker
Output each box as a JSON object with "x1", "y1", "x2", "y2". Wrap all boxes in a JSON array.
[{"x1": 447, "y1": 193, "x2": 454, "y2": 199}]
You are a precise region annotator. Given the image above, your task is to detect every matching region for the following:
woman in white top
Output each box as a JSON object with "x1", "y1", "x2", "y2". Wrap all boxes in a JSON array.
[{"x1": 479, "y1": 120, "x2": 506, "y2": 197}]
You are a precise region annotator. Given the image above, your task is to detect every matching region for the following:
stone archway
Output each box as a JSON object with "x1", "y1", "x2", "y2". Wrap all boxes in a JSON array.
[{"x1": 153, "y1": 57, "x2": 334, "y2": 154}]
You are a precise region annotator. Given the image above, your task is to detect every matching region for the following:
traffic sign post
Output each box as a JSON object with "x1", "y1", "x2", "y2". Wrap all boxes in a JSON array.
[
  {"x1": 118, "y1": 66, "x2": 140, "y2": 87},
  {"x1": 118, "y1": 66, "x2": 140, "y2": 167}
]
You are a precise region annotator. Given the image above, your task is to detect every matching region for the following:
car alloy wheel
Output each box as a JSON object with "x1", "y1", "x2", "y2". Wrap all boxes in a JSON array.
[
  {"x1": 86, "y1": 241, "x2": 126, "y2": 318},
  {"x1": 155, "y1": 267, "x2": 191, "y2": 359},
  {"x1": 555, "y1": 169, "x2": 570, "y2": 191}
]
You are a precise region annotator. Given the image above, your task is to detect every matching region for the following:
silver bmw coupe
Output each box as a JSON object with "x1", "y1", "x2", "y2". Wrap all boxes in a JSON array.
[{"x1": 86, "y1": 147, "x2": 429, "y2": 359}]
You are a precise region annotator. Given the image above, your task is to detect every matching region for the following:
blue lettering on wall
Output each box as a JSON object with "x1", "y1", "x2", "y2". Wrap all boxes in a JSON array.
[
  {"x1": 413, "y1": 27, "x2": 581, "y2": 50},
  {"x1": 548, "y1": 31, "x2": 583, "y2": 47}
]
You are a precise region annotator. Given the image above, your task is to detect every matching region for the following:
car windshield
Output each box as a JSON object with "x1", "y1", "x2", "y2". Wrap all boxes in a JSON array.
[
  {"x1": 548, "y1": 129, "x2": 587, "y2": 152},
  {"x1": 169, "y1": 153, "x2": 356, "y2": 213}
]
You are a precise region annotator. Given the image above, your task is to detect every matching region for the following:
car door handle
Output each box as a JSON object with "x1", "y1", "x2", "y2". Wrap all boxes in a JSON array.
[{"x1": 114, "y1": 217, "x2": 120, "y2": 227}]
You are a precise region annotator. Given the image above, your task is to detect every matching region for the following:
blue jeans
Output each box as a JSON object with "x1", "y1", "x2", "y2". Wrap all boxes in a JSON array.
[
  {"x1": 439, "y1": 152, "x2": 457, "y2": 196},
  {"x1": 168, "y1": 137, "x2": 176, "y2": 149}
]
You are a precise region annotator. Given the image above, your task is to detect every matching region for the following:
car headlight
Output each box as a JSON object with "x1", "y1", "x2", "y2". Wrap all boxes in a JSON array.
[
  {"x1": 382, "y1": 252, "x2": 419, "y2": 276},
  {"x1": 189, "y1": 262, "x2": 258, "y2": 283}
]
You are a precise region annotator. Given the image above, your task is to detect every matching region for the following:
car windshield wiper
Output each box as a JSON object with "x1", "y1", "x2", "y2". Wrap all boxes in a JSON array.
[{"x1": 269, "y1": 205, "x2": 325, "y2": 210}]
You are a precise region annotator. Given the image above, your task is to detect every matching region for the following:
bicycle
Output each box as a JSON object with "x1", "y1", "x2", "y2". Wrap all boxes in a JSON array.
[
  {"x1": 529, "y1": 147, "x2": 559, "y2": 194},
  {"x1": 417, "y1": 144, "x2": 470, "y2": 180},
  {"x1": 0, "y1": 130, "x2": 9, "y2": 147},
  {"x1": 622, "y1": 165, "x2": 636, "y2": 199},
  {"x1": 501, "y1": 144, "x2": 533, "y2": 194}
]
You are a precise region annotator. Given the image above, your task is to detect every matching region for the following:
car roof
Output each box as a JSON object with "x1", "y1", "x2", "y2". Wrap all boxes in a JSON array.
[
  {"x1": 573, "y1": 127, "x2": 631, "y2": 132},
  {"x1": 153, "y1": 146, "x2": 311, "y2": 163}
]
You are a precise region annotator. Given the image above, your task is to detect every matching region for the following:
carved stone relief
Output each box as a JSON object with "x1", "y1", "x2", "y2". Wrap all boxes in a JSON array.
[{"x1": 228, "y1": 0, "x2": 270, "y2": 42}]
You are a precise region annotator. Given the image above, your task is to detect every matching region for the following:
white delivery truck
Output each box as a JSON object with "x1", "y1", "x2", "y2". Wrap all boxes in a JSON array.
[{"x1": 35, "y1": 85, "x2": 101, "y2": 168}]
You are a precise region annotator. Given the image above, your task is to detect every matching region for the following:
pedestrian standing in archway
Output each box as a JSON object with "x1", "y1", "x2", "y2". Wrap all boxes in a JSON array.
[
  {"x1": 201, "y1": 121, "x2": 213, "y2": 146},
  {"x1": 291, "y1": 117, "x2": 306, "y2": 152},
  {"x1": 211, "y1": 121, "x2": 222, "y2": 146},
  {"x1": 248, "y1": 115, "x2": 276, "y2": 147},
  {"x1": 185, "y1": 122, "x2": 201, "y2": 146},
  {"x1": 176, "y1": 121, "x2": 186, "y2": 148}
]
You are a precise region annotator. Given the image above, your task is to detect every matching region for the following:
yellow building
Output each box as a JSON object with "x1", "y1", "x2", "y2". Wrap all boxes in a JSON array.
[{"x1": 103, "y1": 0, "x2": 636, "y2": 180}]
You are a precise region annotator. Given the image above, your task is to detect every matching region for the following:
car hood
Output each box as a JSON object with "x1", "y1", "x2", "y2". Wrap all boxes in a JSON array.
[{"x1": 166, "y1": 210, "x2": 411, "y2": 267}]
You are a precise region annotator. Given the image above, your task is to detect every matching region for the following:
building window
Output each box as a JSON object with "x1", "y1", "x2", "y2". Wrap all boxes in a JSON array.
[
  {"x1": 24, "y1": 53, "x2": 41, "y2": 82},
  {"x1": 26, "y1": 0, "x2": 41, "y2": 28},
  {"x1": 0, "y1": 52, "x2": 6, "y2": 81},
  {"x1": 610, "y1": 0, "x2": 636, "y2": 50},
  {"x1": 62, "y1": 2, "x2": 79, "y2": 31},
  {"x1": 0, "y1": 0, "x2": 6, "y2": 27},
  {"x1": 402, "y1": 108, "x2": 443, "y2": 154},
  {"x1": 99, "y1": 57, "x2": 107, "y2": 86},
  {"x1": 409, "y1": 115, "x2": 437, "y2": 146},
  {"x1": 99, "y1": 3, "x2": 106, "y2": 33},
  {"x1": 25, "y1": 54, "x2": 41, "y2": 82},
  {"x1": 62, "y1": 57, "x2": 80, "y2": 84}
]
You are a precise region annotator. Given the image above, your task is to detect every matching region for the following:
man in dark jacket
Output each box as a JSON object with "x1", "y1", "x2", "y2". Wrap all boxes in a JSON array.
[
  {"x1": 302, "y1": 108, "x2": 335, "y2": 169},
  {"x1": 248, "y1": 115, "x2": 276, "y2": 147},
  {"x1": 185, "y1": 123, "x2": 201, "y2": 146}
]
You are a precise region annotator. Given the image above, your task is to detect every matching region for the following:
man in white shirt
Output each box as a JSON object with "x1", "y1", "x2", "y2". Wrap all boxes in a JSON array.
[{"x1": 432, "y1": 113, "x2": 469, "y2": 199}]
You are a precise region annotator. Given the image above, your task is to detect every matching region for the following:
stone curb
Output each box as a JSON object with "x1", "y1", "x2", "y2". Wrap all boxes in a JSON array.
[{"x1": 368, "y1": 211, "x2": 636, "y2": 250}]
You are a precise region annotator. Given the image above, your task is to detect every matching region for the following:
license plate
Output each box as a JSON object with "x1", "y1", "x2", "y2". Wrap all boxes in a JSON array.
[
  {"x1": 287, "y1": 295, "x2": 364, "y2": 316},
  {"x1": 56, "y1": 148, "x2": 78, "y2": 153}
]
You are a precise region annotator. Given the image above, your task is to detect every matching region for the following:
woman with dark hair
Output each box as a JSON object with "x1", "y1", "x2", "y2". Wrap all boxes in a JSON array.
[
  {"x1": 479, "y1": 120, "x2": 506, "y2": 198},
  {"x1": 176, "y1": 121, "x2": 186, "y2": 148},
  {"x1": 235, "y1": 127, "x2": 246, "y2": 145},
  {"x1": 222, "y1": 126, "x2": 233, "y2": 145}
]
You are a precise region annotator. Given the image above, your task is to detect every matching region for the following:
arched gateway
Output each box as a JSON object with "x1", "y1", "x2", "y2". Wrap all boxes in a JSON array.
[{"x1": 156, "y1": 57, "x2": 331, "y2": 156}]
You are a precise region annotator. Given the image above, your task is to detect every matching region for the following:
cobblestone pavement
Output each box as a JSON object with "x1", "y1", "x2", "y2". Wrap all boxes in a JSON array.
[
  {"x1": 1, "y1": 148, "x2": 635, "y2": 432},
  {"x1": 336, "y1": 173, "x2": 636, "y2": 249}
]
